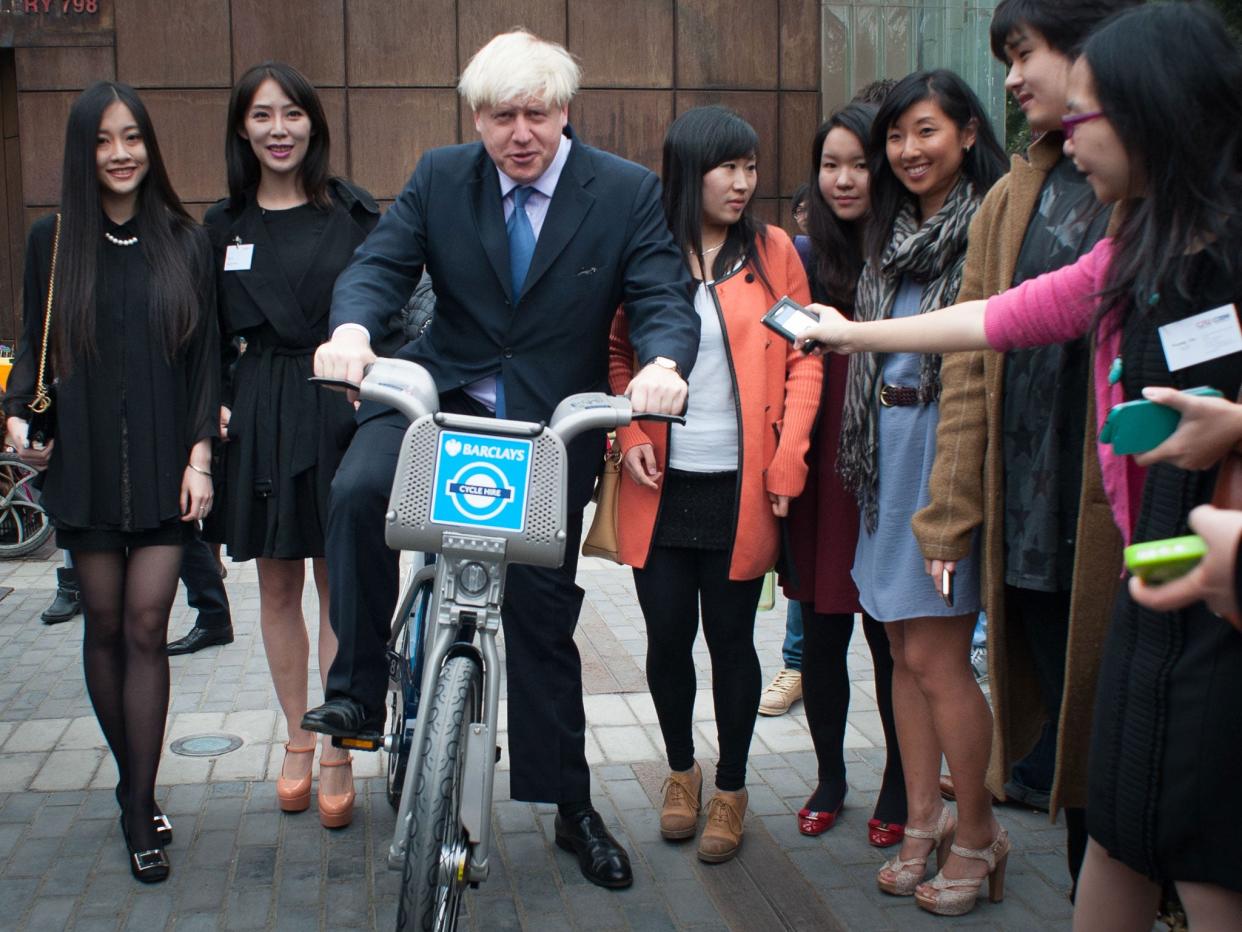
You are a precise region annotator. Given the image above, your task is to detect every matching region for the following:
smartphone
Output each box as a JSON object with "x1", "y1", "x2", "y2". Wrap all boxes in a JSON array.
[
  {"x1": 1099, "y1": 385, "x2": 1224, "y2": 455},
  {"x1": 761, "y1": 296, "x2": 822, "y2": 352},
  {"x1": 940, "y1": 567, "x2": 954, "y2": 608},
  {"x1": 1124, "y1": 534, "x2": 1207, "y2": 584}
]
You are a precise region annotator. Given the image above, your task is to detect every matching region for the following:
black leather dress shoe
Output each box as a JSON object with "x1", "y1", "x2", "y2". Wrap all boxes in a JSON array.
[
  {"x1": 165, "y1": 625, "x2": 234, "y2": 656},
  {"x1": 554, "y1": 809, "x2": 633, "y2": 889},
  {"x1": 301, "y1": 698, "x2": 379, "y2": 738}
]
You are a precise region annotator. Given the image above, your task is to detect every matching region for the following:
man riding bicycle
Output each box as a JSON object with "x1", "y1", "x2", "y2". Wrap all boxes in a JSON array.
[{"x1": 304, "y1": 29, "x2": 698, "y2": 890}]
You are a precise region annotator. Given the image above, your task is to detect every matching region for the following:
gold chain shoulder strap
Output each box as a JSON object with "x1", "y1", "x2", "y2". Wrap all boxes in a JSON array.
[{"x1": 29, "y1": 213, "x2": 60, "y2": 415}]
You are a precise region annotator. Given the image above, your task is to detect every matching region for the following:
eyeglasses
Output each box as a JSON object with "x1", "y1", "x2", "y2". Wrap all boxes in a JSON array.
[
  {"x1": 1060, "y1": 110, "x2": 1105, "y2": 139},
  {"x1": 792, "y1": 205, "x2": 808, "y2": 218}
]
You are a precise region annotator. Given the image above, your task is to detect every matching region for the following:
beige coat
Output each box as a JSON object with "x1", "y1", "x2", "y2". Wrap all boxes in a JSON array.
[{"x1": 910, "y1": 134, "x2": 1123, "y2": 814}]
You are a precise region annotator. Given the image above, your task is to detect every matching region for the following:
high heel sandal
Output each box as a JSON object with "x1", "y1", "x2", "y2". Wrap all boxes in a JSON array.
[
  {"x1": 915, "y1": 826, "x2": 1010, "y2": 916},
  {"x1": 276, "y1": 741, "x2": 316, "y2": 813},
  {"x1": 120, "y1": 813, "x2": 170, "y2": 883},
  {"x1": 115, "y1": 785, "x2": 172, "y2": 845},
  {"x1": 318, "y1": 754, "x2": 355, "y2": 829},
  {"x1": 876, "y1": 805, "x2": 955, "y2": 896},
  {"x1": 868, "y1": 818, "x2": 905, "y2": 848}
]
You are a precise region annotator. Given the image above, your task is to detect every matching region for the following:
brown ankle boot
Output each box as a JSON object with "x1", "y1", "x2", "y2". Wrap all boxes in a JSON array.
[
  {"x1": 660, "y1": 763, "x2": 702, "y2": 840},
  {"x1": 698, "y1": 787, "x2": 747, "y2": 862}
]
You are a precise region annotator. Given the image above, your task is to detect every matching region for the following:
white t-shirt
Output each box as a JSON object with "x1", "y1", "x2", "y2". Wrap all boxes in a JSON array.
[{"x1": 668, "y1": 279, "x2": 739, "y2": 471}]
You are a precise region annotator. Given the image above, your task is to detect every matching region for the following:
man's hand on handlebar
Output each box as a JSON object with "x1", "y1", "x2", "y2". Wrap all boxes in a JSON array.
[
  {"x1": 314, "y1": 328, "x2": 376, "y2": 404},
  {"x1": 626, "y1": 362, "x2": 687, "y2": 417}
]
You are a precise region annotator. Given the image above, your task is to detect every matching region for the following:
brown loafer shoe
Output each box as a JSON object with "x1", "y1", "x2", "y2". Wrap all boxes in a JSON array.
[
  {"x1": 698, "y1": 788, "x2": 747, "y2": 863},
  {"x1": 660, "y1": 763, "x2": 702, "y2": 840}
]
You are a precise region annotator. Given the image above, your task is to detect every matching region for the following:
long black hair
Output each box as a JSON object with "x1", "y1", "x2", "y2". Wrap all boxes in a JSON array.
[
  {"x1": 806, "y1": 103, "x2": 875, "y2": 310},
  {"x1": 865, "y1": 69, "x2": 1006, "y2": 264},
  {"x1": 661, "y1": 105, "x2": 771, "y2": 293},
  {"x1": 225, "y1": 61, "x2": 332, "y2": 208},
  {"x1": 1082, "y1": 2, "x2": 1242, "y2": 318},
  {"x1": 53, "y1": 81, "x2": 201, "y2": 375}
]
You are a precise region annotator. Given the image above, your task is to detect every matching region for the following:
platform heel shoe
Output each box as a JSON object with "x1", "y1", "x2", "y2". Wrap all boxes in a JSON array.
[
  {"x1": 915, "y1": 826, "x2": 1010, "y2": 916},
  {"x1": 318, "y1": 754, "x2": 355, "y2": 828},
  {"x1": 120, "y1": 813, "x2": 170, "y2": 883},
  {"x1": 276, "y1": 742, "x2": 316, "y2": 812},
  {"x1": 876, "y1": 805, "x2": 955, "y2": 896}
]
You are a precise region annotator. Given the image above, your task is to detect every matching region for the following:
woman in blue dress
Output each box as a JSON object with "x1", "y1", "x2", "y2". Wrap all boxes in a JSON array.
[{"x1": 838, "y1": 70, "x2": 1006, "y2": 916}]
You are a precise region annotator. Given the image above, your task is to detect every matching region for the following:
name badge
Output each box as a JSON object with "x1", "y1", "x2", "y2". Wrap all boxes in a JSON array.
[
  {"x1": 1158, "y1": 303, "x2": 1242, "y2": 371},
  {"x1": 224, "y1": 243, "x2": 254, "y2": 271}
]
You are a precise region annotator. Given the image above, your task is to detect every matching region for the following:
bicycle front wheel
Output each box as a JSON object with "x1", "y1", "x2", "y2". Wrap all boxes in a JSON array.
[
  {"x1": 396, "y1": 655, "x2": 481, "y2": 932},
  {"x1": 0, "y1": 455, "x2": 52, "y2": 559}
]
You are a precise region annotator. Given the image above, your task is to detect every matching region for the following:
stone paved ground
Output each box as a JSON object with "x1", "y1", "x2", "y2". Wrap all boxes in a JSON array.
[{"x1": 0, "y1": 540, "x2": 1076, "y2": 931}]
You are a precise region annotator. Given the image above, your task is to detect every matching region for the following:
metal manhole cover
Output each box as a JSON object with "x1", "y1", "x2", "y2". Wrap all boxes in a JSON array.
[{"x1": 169, "y1": 733, "x2": 244, "y2": 757}]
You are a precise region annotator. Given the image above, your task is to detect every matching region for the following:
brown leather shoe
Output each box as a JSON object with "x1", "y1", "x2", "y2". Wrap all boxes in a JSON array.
[
  {"x1": 939, "y1": 773, "x2": 956, "y2": 802},
  {"x1": 698, "y1": 788, "x2": 747, "y2": 863},
  {"x1": 660, "y1": 763, "x2": 702, "y2": 840}
]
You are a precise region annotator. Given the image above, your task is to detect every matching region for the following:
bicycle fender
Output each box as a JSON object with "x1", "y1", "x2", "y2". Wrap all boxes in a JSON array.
[{"x1": 460, "y1": 722, "x2": 491, "y2": 853}]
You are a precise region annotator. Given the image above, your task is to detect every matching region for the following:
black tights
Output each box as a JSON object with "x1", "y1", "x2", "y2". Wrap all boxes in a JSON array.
[
  {"x1": 74, "y1": 545, "x2": 182, "y2": 850},
  {"x1": 802, "y1": 607, "x2": 906, "y2": 823},
  {"x1": 633, "y1": 546, "x2": 764, "y2": 792}
]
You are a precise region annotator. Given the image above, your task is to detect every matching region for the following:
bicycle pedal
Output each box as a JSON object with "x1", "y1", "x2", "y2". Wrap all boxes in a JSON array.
[
  {"x1": 332, "y1": 733, "x2": 382, "y2": 752},
  {"x1": 495, "y1": 746, "x2": 502, "y2": 763}
]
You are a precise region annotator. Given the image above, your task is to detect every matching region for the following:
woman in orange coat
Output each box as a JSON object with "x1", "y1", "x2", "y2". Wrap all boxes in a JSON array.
[{"x1": 609, "y1": 105, "x2": 821, "y2": 864}]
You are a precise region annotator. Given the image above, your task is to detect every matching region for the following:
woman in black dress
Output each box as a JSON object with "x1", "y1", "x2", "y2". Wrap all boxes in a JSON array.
[
  {"x1": 205, "y1": 62, "x2": 379, "y2": 828},
  {"x1": 4, "y1": 82, "x2": 218, "y2": 882},
  {"x1": 799, "y1": 5, "x2": 1242, "y2": 925}
]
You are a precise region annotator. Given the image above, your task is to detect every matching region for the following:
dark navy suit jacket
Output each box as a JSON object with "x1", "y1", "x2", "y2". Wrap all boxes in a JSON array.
[{"x1": 330, "y1": 128, "x2": 700, "y2": 508}]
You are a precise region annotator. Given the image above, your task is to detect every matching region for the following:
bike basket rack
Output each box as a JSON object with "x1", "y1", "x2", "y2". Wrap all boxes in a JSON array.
[{"x1": 385, "y1": 414, "x2": 568, "y2": 568}]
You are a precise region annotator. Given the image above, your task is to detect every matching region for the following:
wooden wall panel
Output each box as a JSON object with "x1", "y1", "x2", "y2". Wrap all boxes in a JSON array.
[
  {"x1": 141, "y1": 90, "x2": 230, "y2": 204},
  {"x1": 347, "y1": 0, "x2": 458, "y2": 87},
  {"x1": 230, "y1": 0, "x2": 345, "y2": 87},
  {"x1": 677, "y1": 0, "x2": 780, "y2": 90},
  {"x1": 457, "y1": 0, "x2": 566, "y2": 66},
  {"x1": 571, "y1": 90, "x2": 673, "y2": 174},
  {"x1": 348, "y1": 89, "x2": 459, "y2": 200},
  {"x1": 569, "y1": 0, "x2": 673, "y2": 89},
  {"x1": 17, "y1": 91, "x2": 77, "y2": 205},
  {"x1": 116, "y1": 0, "x2": 230, "y2": 88},
  {"x1": 676, "y1": 90, "x2": 779, "y2": 198},
  {"x1": 780, "y1": 0, "x2": 819, "y2": 90},
  {"x1": 15, "y1": 46, "x2": 114, "y2": 91},
  {"x1": 779, "y1": 91, "x2": 819, "y2": 197},
  {"x1": 317, "y1": 88, "x2": 348, "y2": 181}
]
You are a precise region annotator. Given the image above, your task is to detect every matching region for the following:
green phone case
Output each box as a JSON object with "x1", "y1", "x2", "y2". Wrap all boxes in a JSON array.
[
  {"x1": 1099, "y1": 386, "x2": 1224, "y2": 455},
  {"x1": 1124, "y1": 534, "x2": 1207, "y2": 584}
]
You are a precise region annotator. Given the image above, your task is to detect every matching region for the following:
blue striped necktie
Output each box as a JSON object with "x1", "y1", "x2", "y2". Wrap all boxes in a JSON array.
[{"x1": 497, "y1": 185, "x2": 536, "y2": 418}]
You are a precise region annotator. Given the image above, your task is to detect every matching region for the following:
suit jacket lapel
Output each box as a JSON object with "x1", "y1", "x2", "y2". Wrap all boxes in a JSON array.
[
  {"x1": 521, "y1": 143, "x2": 595, "y2": 298},
  {"x1": 468, "y1": 154, "x2": 513, "y2": 302}
]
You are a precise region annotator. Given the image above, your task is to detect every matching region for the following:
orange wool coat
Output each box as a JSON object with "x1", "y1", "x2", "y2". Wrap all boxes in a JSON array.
[{"x1": 608, "y1": 226, "x2": 823, "y2": 581}]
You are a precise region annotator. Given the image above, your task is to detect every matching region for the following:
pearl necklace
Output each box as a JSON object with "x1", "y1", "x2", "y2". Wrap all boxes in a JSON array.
[{"x1": 104, "y1": 231, "x2": 139, "y2": 247}]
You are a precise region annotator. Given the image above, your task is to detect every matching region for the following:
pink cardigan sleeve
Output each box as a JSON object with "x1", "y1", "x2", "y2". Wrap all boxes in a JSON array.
[{"x1": 983, "y1": 238, "x2": 1115, "y2": 351}]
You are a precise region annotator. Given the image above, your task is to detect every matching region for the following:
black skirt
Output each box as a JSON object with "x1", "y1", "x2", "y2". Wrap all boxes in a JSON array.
[
  {"x1": 57, "y1": 517, "x2": 195, "y2": 552},
  {"x1": 652, "y1": 469, "x2": 737, "y2": 551}
]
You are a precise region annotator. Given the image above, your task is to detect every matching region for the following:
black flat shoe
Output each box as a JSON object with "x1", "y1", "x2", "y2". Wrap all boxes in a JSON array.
[
  {"x1": 166, "y1": 624, "x2": 234, "y2": 656},
  {"x1": 301, "y1": 698, "x2": 380, "y2": 739},
  {"x1": 120, "y1": 814, "x2": 169, "y2": 884},
  {"x1": 554, "y1": 809, "x2": 632, "y2": 889},
  {"x1": 115, "y1": 785, "x2": 172, "y2": 845}
]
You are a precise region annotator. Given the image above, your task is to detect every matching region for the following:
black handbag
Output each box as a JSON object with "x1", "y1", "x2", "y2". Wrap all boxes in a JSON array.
[{"x1": 26, "y1": 214, "x2": 59, "y2": 445}]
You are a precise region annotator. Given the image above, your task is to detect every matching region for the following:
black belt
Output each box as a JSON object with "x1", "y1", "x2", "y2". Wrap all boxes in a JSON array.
[{"x1": 878, "y1": 384, "x2": 932, "y2": 407}]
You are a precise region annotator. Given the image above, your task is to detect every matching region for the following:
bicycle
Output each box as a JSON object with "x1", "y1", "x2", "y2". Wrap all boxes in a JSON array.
[
  {"x1": 0, "y1": 451, "x2": 53, "y2": 559},
  {"x1": 315, "y1": 358, "x2": 679, "y2": 932}
]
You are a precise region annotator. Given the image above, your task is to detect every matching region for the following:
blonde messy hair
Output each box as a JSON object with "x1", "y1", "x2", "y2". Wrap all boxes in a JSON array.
[{"x1": 457, "y1": 29, "x2": 580, "y2": 112}]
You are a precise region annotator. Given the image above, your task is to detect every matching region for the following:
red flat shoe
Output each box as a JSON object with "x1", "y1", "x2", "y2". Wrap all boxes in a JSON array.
[
  {"x1": 868, "y1": 818, "x2": 905, "y2": 848},
  {"x1": 798, "y1": 803, "x2": 843, "y2": 836}
]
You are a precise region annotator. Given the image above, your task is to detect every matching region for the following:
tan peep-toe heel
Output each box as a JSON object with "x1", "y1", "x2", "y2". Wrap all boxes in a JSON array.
[
  {"x1": 876, "y1": 805, "x2": 955, "y2": 896},
  {"x1": 915, "y1": 825, "x2": 1010, "y2": 916}
]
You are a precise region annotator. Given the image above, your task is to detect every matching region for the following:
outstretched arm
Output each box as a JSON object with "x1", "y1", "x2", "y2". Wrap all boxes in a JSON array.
[{"x1": 796, "y1": 300, "x2": 989, "y2": 355}]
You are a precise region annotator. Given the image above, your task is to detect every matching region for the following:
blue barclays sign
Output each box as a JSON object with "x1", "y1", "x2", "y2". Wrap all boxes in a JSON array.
[{"x1": 429, "y1": 431, "x2": 533, "y2": 534}]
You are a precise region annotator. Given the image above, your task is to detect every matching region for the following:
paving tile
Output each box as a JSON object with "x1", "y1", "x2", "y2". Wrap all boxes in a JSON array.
[{"x1": 31, "y1": 748, "x2": 103, "y2": 791}]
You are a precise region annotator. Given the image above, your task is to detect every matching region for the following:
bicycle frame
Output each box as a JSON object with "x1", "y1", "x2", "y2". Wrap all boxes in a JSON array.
[{"x1": 333, "y1": 360, "x2": 644, "y2": 888}]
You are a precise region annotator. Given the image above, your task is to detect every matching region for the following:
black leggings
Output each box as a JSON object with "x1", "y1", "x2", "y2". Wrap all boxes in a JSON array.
[
  {"x1": 802, "y1": 607, "x2": 907, "y2": 823},
  {"x1": 633, "y1": 546, "x2": 764, "y2": 792},
  {"x1": 74, "y1": 544, "x2": 182, "y2": 851}
]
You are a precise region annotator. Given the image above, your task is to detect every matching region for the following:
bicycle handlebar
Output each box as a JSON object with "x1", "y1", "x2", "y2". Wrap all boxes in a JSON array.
[{"x1": 311, "y1": 359, "x2": 685, "y2": 445}]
